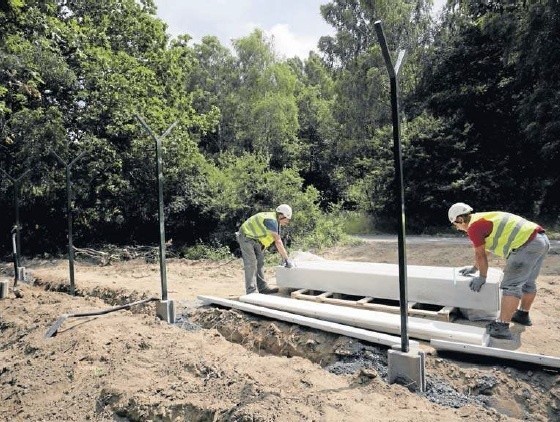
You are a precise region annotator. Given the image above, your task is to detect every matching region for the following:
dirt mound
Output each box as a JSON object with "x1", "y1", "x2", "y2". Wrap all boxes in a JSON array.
[{"x1": 1, "y1": 240, "x2": 560, "y2": 421}]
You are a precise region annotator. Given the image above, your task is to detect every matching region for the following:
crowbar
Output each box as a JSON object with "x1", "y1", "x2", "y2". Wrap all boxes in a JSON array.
[{"x1": 45, "y1": 297, "x2": 158, "y2": 338}]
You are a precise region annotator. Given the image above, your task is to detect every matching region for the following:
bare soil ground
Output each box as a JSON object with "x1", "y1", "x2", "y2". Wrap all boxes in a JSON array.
[{"x1": 1, "y1": 239, "x2": 560, "y2": 421}]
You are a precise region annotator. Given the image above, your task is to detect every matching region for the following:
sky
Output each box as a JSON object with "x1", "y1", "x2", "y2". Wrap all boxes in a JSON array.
[{"x1": 153, "y1": 0, "x2": 447, "y2": 59}]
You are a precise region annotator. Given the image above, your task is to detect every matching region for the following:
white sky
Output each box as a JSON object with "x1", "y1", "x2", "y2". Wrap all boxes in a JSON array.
[{"x1": 153, "y1": 0, "x2": 447, "y2": 59}]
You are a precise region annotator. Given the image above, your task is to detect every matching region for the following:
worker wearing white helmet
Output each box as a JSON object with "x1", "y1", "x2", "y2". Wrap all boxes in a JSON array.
[
  {"x1": 449, "y1": 202, "x2": 550, "y2": 340},
  {"x1": 236, "y1": 204, "x2": 295, "y2": 294}
]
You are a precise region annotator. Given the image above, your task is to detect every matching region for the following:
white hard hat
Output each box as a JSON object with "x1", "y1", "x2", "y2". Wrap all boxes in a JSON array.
[
  {"x1": 276, "y1": 204, "x2": 292, "y2": 219},
  {"x1": 448, "y1": 202, "x2": 473, "y2": 223}
]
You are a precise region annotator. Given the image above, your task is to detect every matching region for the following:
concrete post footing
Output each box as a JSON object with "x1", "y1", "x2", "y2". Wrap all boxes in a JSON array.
[
  {"x1": 17, "y1": 267, "x2": 26, "y2": 282},
  {"x1": 388, "y1": 346, "x2": 426, "y2": 392},
  {"x1": 156, "y1": 300, "x2": 176, "y2": 323},
  {"x1": 0, "y1": 280, "x2": 8, "y2": 299}
]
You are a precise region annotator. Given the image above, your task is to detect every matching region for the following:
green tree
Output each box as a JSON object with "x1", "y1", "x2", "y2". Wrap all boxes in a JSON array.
[
  {"x1": 315, "y1": 0, "x2": 434, "y2": 221},
  {"x1": 230, "y1": 29, "x2": 301, "y2": 169},
  {"x1": 408, "y1": 0, "x2": 560, "y2": 225}
]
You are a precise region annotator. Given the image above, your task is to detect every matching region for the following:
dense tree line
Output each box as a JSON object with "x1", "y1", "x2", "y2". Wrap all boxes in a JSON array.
[{"x1": 1, "y1": 0, "x2": 558, "y2": 257}]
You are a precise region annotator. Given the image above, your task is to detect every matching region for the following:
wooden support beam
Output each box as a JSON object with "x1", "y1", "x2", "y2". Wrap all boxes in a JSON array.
[{"x1": 290, "y1": 289, "x2": 455, "y2": 321}]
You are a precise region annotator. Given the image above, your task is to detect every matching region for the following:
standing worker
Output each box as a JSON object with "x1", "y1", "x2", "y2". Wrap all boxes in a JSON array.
[
  {"x1": 237, "y1": 204, "x2": 295, "y2": 294},
  {"x1": 448, "y1": 202, "x2": 550, "y2": 339}
]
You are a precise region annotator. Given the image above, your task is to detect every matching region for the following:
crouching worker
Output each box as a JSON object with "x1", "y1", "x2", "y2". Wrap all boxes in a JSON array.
[
  {"x1": 448, "y1": 202, "x2": 550, "y2": 340},
  {"x1": 236, "y1": 204, "x2": 295, "y2": 294}
]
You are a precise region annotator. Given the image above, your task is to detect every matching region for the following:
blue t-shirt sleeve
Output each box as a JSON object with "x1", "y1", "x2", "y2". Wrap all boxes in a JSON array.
[{"x1": 263, "y1": 218, "x2": 279, "y2": 233}]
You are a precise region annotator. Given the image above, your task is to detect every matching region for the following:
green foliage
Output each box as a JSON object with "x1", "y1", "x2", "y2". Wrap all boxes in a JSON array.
[
  {"x1": 180, "y1": 241, "x2": 232, "y2": 261},
  {"x1": 1, "y1": 0, "x2": 559, "y2": 255},
  {"x1": 408, "y1": 0, "x2": 560, "y2": 225},
  {"x1": 339, "y1": 211, "x2": 375, "y2": 235},
  {"x1": 294, "y1": 214, "x2": 346, "y2": 250},
  {"x1": 205, "y1": 152, "x2": 325, "y2": 247}
]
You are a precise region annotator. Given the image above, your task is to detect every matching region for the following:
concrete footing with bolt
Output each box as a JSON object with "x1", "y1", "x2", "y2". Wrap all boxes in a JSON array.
[
  {"x1": 156, "y1": 300, "x2": 176, "y2": 323},
  {"x1": 17, "y1": 267, "x2": 26, "y2": 282},
  {"x1": 0, "y1": 280, "x2": 8, "y2": 299},
  {"x1": 388, "y1": 346, "x2": 426, "y2": 392}
]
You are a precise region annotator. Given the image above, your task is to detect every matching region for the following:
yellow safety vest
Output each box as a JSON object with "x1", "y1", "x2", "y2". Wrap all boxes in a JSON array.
[
  {"x1": 240, "y1": 212, "x2": 278, "y2": 248},
  {"x1": 469, "y1": 212, "x2": 538, "y2": 257}
]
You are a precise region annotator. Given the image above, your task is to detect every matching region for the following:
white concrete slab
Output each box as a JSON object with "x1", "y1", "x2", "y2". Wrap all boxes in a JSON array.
[
  {"x1": 239, "y1": 294, "x2": 489, "y2": 346},
  {"x1": 277, "y1": 261, "x2": 502, "y2": 312},
  {"x1": 431, "y1": 339, "x2": 560, "y2": 369},
  {"x1": 197, "y1": 295, "x2": 417, "y2": 348}
]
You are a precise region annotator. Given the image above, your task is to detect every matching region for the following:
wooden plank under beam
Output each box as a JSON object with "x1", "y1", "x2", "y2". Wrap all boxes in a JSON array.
[{"x1": 290, "y1": 290, "x2": 455, "y2": 321}]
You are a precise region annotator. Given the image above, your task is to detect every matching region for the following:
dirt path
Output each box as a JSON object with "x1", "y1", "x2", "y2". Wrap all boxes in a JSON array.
[{"x1": 1, "y1": 241, "x2": 559, "y2": 421}]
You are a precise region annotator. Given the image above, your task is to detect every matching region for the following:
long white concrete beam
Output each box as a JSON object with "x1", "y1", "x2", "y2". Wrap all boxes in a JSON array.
[
  {"x1": 239, "y1": 294, "x2": 489, "y2": 346},
  {"x1": 276, "y1": 261, "x2": 502, "y2": 312},
  {"x1": 197, "y1": 295, "x2": 417, "y2": 348},
  {"x1": 431, "y1": 339, "x2": 560, "y2": 369}
]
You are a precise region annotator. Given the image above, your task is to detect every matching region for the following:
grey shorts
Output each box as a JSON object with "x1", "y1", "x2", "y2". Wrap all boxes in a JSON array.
[{"x1": 501, "y1": 232, "x2": 550, "y2": 298}]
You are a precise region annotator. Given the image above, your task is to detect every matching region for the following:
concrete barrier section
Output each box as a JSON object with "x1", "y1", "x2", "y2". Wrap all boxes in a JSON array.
[{"x1": 277, "y1": 261, "x2": 502, "y2": 312}]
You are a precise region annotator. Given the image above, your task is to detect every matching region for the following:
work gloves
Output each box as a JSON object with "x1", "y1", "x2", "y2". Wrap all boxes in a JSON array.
[
  {"x1": 460, "y1": 265, "x2": 485, "y2": 292},
  {"x1": 283, "y1": 259, "x2": 295, "y2": 268},
  {"x1": 469, "y1": 276, "x2": 486, "y2": 292},
  {"x1": 458, "y1": 265, "x2": 477, "y2": 276}
]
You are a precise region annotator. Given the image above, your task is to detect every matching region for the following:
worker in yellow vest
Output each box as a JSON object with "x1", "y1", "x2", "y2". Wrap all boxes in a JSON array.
[
  {"x1": 448, "y1": 203, "x2": 550, "y2": 340},
  {"x1": 236, "y1": 204, "x2": 295, "y2": 294}
]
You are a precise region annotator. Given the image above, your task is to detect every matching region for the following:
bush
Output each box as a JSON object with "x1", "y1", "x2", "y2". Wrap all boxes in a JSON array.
[
  {"x1": 207, "y1": 152, "x2": 346, "y2": 250},
  {"x1": 181, "y1": 241, "x2": 233, "y2": 261},
  {"x1": 339, "y1": 211, "x2": 375, "y2": 235}
]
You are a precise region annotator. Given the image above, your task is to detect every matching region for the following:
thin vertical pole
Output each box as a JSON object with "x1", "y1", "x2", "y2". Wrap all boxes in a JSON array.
[
  {"x1": 374, "y1": 20, "x2": 409, "y2": 353},
  {"x1": 155, "y1": 130, "x2": 167, "y2": 300},
  {"x1": 14, "y1": 179, "x2": 21, "y2": 270},
  {"x1": 66, "y1": 164, "x2": 75, "y2": 295},
  {"x1": 52, "y1": 150, "x2": 85, "y2": 296},
  {"x1": 1, "y1": 168, "x2": 30, "y2": 286},
  {"x1": 135, "y1": 115, "x2": 177, "y2": 301}
]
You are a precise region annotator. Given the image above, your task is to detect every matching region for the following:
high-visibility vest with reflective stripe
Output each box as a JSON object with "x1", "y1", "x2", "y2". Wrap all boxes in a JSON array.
[
  {"x1": 240, "y1": 212, "x2": 277, "y2": 248},
  {"x1": 469, "y1": 212, "x2": 538, "y2": 257}
]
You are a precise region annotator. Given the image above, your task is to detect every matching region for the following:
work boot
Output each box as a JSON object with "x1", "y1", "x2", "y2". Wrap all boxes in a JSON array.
[
  {"x1": 486, "y1": 321, "x2": 513, "y2": 340},
  {"x1": 259, "y1": 286, "x2": 279, "y2": 294},
  {"x1": 511, "y1": 310, "x2": 532, "y2": 326}
]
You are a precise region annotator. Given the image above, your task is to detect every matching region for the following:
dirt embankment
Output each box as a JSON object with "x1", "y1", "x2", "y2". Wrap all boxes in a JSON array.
[{"x1": 1, "y1": 240, "x2": 559, "y2": 421}]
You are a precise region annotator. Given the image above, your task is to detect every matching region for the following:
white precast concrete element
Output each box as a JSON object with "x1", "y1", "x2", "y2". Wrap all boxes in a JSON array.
[
  {"x1": 431, "y1": 339, "x2": 560, "y2": 369},
  {"x1": 277, "y1": 261, "x2": 502, "y2": 312},
  {"x1": 0, "y1": 280, "x2": 8, "y2": 299},
  {"x1": 156, "y1": 300, "x2": 176, "y2": 323},
  {"x1": 198, "y1": 295, "x2": 418, "y2": 348},
  {"x1": 240, "y1": 294, "x2": 489, "y2": 346},
  {"x1": 388, "y1": 347, "x2": 426, "y2": 392}
]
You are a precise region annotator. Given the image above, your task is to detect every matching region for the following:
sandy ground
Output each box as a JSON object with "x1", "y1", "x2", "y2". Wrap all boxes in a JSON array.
[{"x1": 1, "y1": 239, "x2": 559, "y2": 421}]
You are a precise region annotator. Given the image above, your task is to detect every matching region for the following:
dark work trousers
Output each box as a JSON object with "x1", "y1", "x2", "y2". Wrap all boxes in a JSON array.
[{"x1": 236, "y1": 231, "x2": 268, "y2": 294}]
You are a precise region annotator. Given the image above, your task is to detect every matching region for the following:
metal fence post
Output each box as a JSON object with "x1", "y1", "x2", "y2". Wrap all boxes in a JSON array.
[
  {"x1": 52, "y1": 150, "x2": 86, "y2": 296},
  {"x1": 374, "y1": 20, "x2": 410, "y2": 353},
  {"x1": 135, "y1": 115, "x2": 177, "y2": 302},
  {"x1": 0, "y1": 168, "x2": 31, "y2": 286}
]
